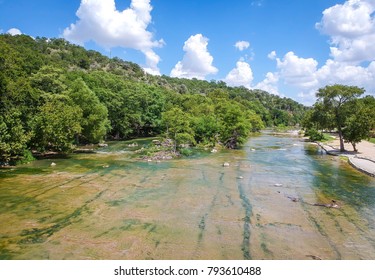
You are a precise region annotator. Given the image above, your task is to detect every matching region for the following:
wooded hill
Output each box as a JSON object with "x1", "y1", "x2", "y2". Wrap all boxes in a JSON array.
[{"x1": 0, "y1": 34, "x2": 306, "y2": 164}]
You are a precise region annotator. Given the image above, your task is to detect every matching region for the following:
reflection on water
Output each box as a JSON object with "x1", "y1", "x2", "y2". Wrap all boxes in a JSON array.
[{"x1": 1, "y1": 133, "x2": 375, "y2": 259}]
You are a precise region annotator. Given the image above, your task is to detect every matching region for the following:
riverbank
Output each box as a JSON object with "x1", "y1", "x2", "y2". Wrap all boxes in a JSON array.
[{"x1": 317, "y1": 138, "x2": 375, "y2": 177}]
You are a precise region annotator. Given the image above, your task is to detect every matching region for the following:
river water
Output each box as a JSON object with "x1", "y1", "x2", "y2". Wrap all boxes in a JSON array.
[{"x1": 1, "y1": 133, "x2": 375, "y2": 260}]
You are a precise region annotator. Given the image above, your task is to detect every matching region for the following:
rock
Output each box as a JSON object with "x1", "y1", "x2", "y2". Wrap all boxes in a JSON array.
[
  {"x1": 98, "y1": 143, "x2": 108, "y2": 147},
  {"x1": 162, "y1": 139, "x2": 174, "y2": 147},
  {"x1": 237, "y1": 176, "x2": 244, "y2": 179},
  {"x1": 313, "y1": 200, "x2": 340, "y2": 209},
  {"x1": 287, "y1": 196, "x2": 299, "y2": 202},
  {"x1": 211, "y1": 148, "x2": 218, "y2": 153},
  {"x1": 274, "y1": 183, "x2": 283, "y2": 187},
  {"x1": 250, "y1": 148, "x2": 256, "y2": 151},
  {"x1": 223, "y1": 162, "x2": 230, "y2": 167},
  {"x1": 50, "y1": 162, "x2": 56, "y2": 167},
  {"x1": 152, "y1": 140, "x2": 161, "y2": 146}
]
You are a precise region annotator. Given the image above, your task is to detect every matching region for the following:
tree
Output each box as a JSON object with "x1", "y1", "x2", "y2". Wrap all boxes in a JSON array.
[
  {"x1": 342, "y1": 97, "x2": 375, "y2": 152},
  {"x1": 192, "y1": 115, "x2": 220, "y2": 146},
  {"x1": 161, "y1": 108, "x2": 195, "y2": 152},
  {"x1": 0, "y1": 109, "x2": 30, "y2": 163},
  {"x1": 302, "y1": 103, "x2": 335, "y2": 141},
  {"x1": 68, "y1": 78, "x2": 110, "y2": 143},
  {"x1": 215, "y1": 102, "x2": 251, "y2": 149},
  {"x1": 31, "y1": 95, "x2": 82, "y2": 152},
  {"x1": 316, "y1": 84, "x2": 365, "y2": 151}
]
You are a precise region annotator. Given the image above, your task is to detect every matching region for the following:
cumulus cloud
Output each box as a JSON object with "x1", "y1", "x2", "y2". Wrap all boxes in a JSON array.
[
  {"x1": 63, "y1": 0, "x2": 163, "y2": 74},
  {"x1": 224, "y1": 60, "x2": 253, "y2": 88},
  {"x1": 267, "y1": 51, "x2": 375, "y2": 104},
  {"x1": 7, "y1": 28, "x2": 22, "y2": 35},
  {"x1": 255, "y1": 72, "x2": 280, "y2": 96},
  {"x1": 316, "y1": 59, "x2": 375, "y2": 91},
  {"x1": 276, "y1": 52, "x2": 319, "y2": 89},
  {"x1": 268, "y1": 50, "x2": 277, "y2": 60},
  {"x1": 170, "y1": 34, "x2": 218, "y2": 79},
  {"x1": 316, "y1": 0, "x2": 375, "y2": 62},
  {"x1": 252, "y1": 0, "x2": 375, "y2": 104},
  {"x1": 234, "y1": 41, "x2": 250, "y2": 51}
]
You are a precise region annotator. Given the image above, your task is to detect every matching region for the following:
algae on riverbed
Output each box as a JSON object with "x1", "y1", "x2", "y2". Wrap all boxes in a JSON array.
[{"x1": 1, "y1": 134, "x2": 375, "y2": 259}]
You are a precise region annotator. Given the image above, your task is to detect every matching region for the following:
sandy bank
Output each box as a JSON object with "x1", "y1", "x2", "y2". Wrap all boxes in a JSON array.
[{"x1": 317, "y1": 138, "x2": 375, "y2": 177}]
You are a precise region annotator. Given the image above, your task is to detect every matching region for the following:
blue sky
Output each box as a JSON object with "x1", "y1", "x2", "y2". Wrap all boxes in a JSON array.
[{"x1": 1, "y1": 0, "x2": 375, "y2": 104}]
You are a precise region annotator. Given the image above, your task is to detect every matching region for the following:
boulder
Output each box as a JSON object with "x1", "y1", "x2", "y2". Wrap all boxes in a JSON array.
[{"x1": 98, "y1": 143, "x2": 108, "y2": 147}]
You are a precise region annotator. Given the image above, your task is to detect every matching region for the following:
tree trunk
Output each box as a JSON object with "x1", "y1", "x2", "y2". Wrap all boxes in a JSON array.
[
  {"x1": 351, "y1": 142, "x2": 358, "y2": 152},
  {"x1": 338, "y1": 128, "x2": 345, "y2": 152},
  {"x1": 173, "y1": 132, "x2": 177, "y2": 153}
]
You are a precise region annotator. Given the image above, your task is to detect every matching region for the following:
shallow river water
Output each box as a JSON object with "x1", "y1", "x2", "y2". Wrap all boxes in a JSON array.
[{"x1": 1, "y1": 133, "x2": 375, "y2": 260}]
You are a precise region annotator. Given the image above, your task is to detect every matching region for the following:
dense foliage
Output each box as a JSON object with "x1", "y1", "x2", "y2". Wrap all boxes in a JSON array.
[
  {"x1": 302, "y1": 85, "x2": 375, "y2": 151},
  {"x1": 0, "y1": 34, "x2": 306, "y2": 164}
]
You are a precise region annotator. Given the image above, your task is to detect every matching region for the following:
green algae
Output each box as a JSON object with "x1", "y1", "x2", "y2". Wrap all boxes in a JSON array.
[{"x1": 1, "y1": 134, "x2": 375, "y2": 260}]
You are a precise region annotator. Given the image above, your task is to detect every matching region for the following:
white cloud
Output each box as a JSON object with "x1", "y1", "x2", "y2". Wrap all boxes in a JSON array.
[
  {"x1": 316, "y1": 59, "x2": 375, "y2": 91},
  {"x1": 276, "y1": 52, "x2": 319, "y2": 89},
  {"x1": 63, "y1": 0, "x2": 163, "y2": 74},
  {"x1": 251, "y1": 0, "x2": 375, "y2": 104},
  {"x1": 255, "y1": 72, "x2": 280, "y2": 96},
  {"x1": 224, "y1": 60, "x2": 253, "y2": 88},
  {"x1": 316, "y1": 0, "x2": 375, "y2": 62},
  {"x1": 234, "y1": 41, "x2": 250, "y2": 51},
  {"x1": 268, "y1": 50, "x2": 277, "y2": 60},
  {"x1": 170, "y1": 34, "x2": 218, "y2": 79},
  {"x1": 266, "y1": 51, "x2": 375, "y2": 104},
  {"x1": 7, "y1": 28, "x2": 22, "y2": 35}
]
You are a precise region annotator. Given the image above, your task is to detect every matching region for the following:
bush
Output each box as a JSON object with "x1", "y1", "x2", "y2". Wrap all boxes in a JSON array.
[
  {"x1": 305, "y1": 128, "x2": 324, "y2": 141},
  {"x1": 180, "y1": 148, "x2": 193, "y2": 157},
  {"x1": 15, "y1": 150, "x2": 35, "y2": 165}
]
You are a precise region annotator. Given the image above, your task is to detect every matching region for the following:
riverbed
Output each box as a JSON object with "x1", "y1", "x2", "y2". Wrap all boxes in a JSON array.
[{"x1": 1, "y1": 133, "x2": 375, "y2": 259}]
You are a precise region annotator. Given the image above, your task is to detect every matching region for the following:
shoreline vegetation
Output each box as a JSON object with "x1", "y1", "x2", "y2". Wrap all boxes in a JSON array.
[
  {"x1": 1, "y1": 34, "x2": 307, "y2": 166},
  {"x1": 1, "y1": 34, "x2": 374, "y2": 177}
]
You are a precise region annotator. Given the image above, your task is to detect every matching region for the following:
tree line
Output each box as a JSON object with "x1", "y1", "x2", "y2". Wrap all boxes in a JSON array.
[
  {"x1": 1, "y1": 34, "x2": 306, "y2": 164},
  {"x1": 302, "y1": 84, "x2": 375, "y2": 152}
]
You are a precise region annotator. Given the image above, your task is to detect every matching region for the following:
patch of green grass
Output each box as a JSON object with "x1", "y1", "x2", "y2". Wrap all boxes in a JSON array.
[
  {"x1": 320, "y1": 133, "x2": 333, "y2": 142},
  {"x1": 369, "y1": 138, "x2": 375, "y2": 144}
]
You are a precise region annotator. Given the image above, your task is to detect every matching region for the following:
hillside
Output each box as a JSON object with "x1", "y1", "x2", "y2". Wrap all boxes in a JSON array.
[{"x1": 0, "y1": 34, "x2": 306, "y2": 164}]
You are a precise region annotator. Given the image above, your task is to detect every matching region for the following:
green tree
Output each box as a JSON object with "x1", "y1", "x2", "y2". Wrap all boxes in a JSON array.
[
  {"x1": 31, "y1": 95, "x2": 82, "y2": 152},
  {"x1": 68, "y1": 78, "x2": 110, "y2": 143},
  {"x1": 302, "y1": 103, "x2": 335, "y2": 141},
  {"x1": 162, "y1": 108, "x2": 195, "y2": 152},
  {"x1": 342, "y1": 97, "x2": 375, "y2": 151},
  {"x1": 0, "y1": 109, "x2": 30, "y2": 163},
  {"x1": 192, "y1": 115, "x2": 220, "y2": 146},
  {"x1": 315, "y1": 84, "x2": 364, "y2": 151},
  {"x1": 215, "y1": 102, "x2": 251, "y2": 149}
]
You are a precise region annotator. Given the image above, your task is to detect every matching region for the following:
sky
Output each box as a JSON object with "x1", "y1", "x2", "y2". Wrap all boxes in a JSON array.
[{"x1": 1, "y1": 0, "x2": 375, "y2": 105}]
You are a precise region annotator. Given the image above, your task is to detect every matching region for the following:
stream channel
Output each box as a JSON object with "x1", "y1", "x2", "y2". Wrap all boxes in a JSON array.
[{"x1": 1, "y1": 132, "x2": 375, "y2": 259}]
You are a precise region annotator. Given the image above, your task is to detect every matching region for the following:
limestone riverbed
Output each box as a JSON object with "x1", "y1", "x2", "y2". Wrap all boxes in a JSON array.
[{"x1": 1, "y1": 133, "x2": 375, "y2": 260}]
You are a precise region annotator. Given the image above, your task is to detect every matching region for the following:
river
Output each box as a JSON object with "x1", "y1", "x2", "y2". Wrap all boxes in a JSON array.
[{"x1": 1, "y1": 132, "x2": 375, "y2": 260}]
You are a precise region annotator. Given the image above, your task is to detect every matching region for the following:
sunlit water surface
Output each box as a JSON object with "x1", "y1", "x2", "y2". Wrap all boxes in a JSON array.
[{"x1": 1, "y1": 133, "x2": 375, "y2": 259}]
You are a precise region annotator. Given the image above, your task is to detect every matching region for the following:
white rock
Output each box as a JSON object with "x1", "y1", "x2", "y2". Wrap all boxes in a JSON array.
[
  {"x1": 50, "y1": 162, "x2": 56, "y2": 167},
  {"x1": 223, "y1": 162, "x2": 230, "y2": 167}
]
